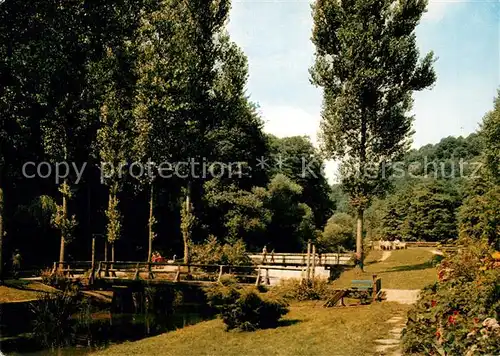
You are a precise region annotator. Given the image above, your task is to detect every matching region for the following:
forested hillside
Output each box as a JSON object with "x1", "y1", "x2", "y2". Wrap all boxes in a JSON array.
[{"x1": 329, "y1": 106, "x2": 499, "y2": 248}]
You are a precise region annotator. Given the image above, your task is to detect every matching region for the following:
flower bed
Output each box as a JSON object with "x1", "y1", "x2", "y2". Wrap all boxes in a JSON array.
[{"x1": 402, "y1": 243, "x2": 500, "y2": 355}]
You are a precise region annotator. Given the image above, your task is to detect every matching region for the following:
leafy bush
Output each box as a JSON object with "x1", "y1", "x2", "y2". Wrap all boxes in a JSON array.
[
  {"x1": 30, "y1": 291, "x2": 81, "y2": 347},
  {"x1": 317, "y1": 213, "x2": 355, "y2": 252},
  {"x1": 272, "y1": 278, "x2": 332, "y2": 301},
  {"x1": 402, "y1": 243, "x2": 500, "y2": 355},
  {"x1": 205, "y1": 284, "x2": 289, "y2": 331},
  {"x1": 218, "y1": 274, "x2": 239, "y2": 286},
  {"x1": 41, "y1": 268, "x2": 81, "y2": 292},
  {"x1": 190, "y1": 235, "x2": 251, "y2": 266}
]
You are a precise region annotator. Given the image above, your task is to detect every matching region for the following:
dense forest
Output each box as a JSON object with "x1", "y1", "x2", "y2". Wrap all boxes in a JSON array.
[
  {"x1": 0, "y1": 0, "x2": 334, "y2": 272},
  {"x1": 0, "y1": 0, "x2": 498, "y2": 275}
]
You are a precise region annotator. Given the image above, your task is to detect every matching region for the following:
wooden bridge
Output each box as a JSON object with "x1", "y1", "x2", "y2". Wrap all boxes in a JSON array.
[{"x1": 50, "y1": 251, "x2": 353, "y2": 290}]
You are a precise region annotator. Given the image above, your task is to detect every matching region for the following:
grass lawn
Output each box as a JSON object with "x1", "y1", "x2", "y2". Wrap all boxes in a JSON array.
[
  {"x1": 0, "y1": 280, "x2": 57, "y2": 303},
  {"x1": 94, "y1": 301, "x2": 410, "y2": 356},
  {"x1": 332, "y1": 248, "x2": 439, "y2": 290}
]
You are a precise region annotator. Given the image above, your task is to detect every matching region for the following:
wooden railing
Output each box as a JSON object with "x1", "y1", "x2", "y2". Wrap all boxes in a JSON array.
[
  {"x1": 248, "y1": 252, "x2": 353, "y2": 266},
  {"x1": 52, "y1": 261, "x2": 259, "y2": 285},
  {"x1": 93, "y1": 261, "x2": 256, "y2": 283}
]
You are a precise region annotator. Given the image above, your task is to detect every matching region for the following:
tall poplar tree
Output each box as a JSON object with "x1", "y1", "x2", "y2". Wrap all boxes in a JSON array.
[{"x1": 310, "y1": 0, "x2": 436, "y2": 266}]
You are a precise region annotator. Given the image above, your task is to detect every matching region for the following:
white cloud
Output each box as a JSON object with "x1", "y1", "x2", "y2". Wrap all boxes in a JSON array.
[
  {"x1": 259, "y1": 104, "x2": 340, "y2": 184},
  {"x1": 259, "y1": 104, "x2": 320, "y2": 144},
  {"x1": 422, "y1": 0, "x2": 462, "y2": 22}
]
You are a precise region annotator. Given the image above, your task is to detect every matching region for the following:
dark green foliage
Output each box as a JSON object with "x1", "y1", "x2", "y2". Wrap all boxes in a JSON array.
[
  {"x1": 267, "y1": 135, "x2": 334, "y2": 228},
  {"x1": 458, "y1": 180, "x2": 500, "y2": 250},
  {"x1": 30, "y1": 288, "x2": 90, "y2": 348},
  {"x1": 456, "y1": 92, "x2": 500, "y2": 250},
  {"x1": 380, "y1": 179, "x2": 461, "y2": 242},
  {"x1": 480, "y1": 90, "x2": 500, "y2": 183},
  {"x1": 202, "y1": 175, "x2": 316, "y2": 252},
  {"x1": 205, "y1": 284, "x2": 289, "y2": 331},
  {"x1": 317, "y1": 213, "x2": 355, "y2": 251},
  {"x1": 264, "y1": 174, "x2": 316, "y2": 251},
  {"x1": 402, "y1": 134, "x2": 482, "y2": 181}
]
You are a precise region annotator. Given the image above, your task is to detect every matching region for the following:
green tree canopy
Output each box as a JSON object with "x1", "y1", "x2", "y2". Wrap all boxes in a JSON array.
[{"x1": 311, "y1": 0, "x2": 436, "y2": 262}]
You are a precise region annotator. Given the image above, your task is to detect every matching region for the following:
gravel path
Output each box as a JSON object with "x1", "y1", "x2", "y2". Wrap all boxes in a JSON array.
[
  {"x1": 374, "y1": 314, "x2": 407, "y2": 356},
  {"x1": 382, "y1": 289, "x2": 420, "y2": 304},
  {"x1": 380, "y1": 251, "x2": 392, "y2": 261}
]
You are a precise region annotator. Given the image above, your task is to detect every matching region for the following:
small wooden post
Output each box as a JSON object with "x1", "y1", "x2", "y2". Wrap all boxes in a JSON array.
[
  {"x1": 174, "y1": 264, "x2": 181, "y2": 282},
  {"x1": 134, "y1": 263, "x2": 140, "y2": 280},
  {"x1": 105, "y1": 261, "x2": 110, "y2": 278},
  {"x1": 311, "y1": 244, "x2": 316, "y2": 283},
  {"x1": 89, "y1": 237, "x2": 96, "y2": 285},
  {"x1": 97, "y1": 261, "x2": 102, "y2": 279},
  {"x1": 104, "y1": 241, "x2": 109, "y2": 277},
  {"x1": 372, "y1": 274, "x2": 378, "y2": 302},
  {"x1": 255, "y1": 267, "x2": 262, "y2": 286},
  {"x1": 306, "y1": 240, "x2": 311, "y2": 281},
  {"x1": 265, "y1": 267, "x2": 270, "y2": 285},
  {"x1": 218, "y1": 265, "x2": 224, "y2": 282}
]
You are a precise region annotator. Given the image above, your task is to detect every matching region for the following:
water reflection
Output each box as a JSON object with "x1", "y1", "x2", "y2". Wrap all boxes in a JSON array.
[{"x1": 2, "y1": 307, "x2": 211, "y2": 355}]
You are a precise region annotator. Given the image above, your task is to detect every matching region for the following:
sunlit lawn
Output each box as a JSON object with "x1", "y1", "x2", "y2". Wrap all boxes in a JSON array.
[
  {"x1": 0, "y1": 280, "x2": 57, "y2": 303},
  {"x1": 331, "y1": 248, "x2": 439, "y2": 290},
  {"x1": 94, "y1": 301, "x2": 410, "y2": 356}
]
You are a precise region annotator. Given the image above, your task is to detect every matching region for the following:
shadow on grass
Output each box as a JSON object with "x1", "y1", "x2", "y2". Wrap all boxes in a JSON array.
[
  {"x1": 385, "y1": 262, "x2": 434, "y2": 273},
  {"x1": 270, "y1": 318, "x2": 301, "y2": 329}
]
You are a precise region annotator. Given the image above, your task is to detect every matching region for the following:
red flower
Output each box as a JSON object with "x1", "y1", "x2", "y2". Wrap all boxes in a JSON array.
[
  {"x1": 435, "y1": 330, "x2": 441, "y2": 338},
  {"x1": 453, "y1": 310, "x2": 459, "y2": 316},
  {"x1": 448, "y1": 315, "x2": 457, "y2": 325},
  {"x1": 473, "y1": 317, "x2": 480, "y2": 324},
  {"x1": 431, "y1": 300, "x2": 437, "y2": 307}
]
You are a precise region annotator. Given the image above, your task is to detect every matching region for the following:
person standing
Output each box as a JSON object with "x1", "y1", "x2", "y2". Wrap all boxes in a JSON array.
[{"x1": 12, "y1": 250, "x2": 21, "y2": 279}]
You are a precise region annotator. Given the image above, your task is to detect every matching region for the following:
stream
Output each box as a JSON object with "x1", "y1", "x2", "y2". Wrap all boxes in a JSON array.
[{"x1": 0, "y1": 300, "x2": 212, "y2": 355}]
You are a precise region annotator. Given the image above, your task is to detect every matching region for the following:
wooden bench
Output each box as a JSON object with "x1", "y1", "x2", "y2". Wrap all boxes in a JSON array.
[
  {"x1": 350, "y1": 277, "x2": 383, "y2": 302},
  {"x1": 351, "y1": 280, "x2": 373, "y2": 291}
]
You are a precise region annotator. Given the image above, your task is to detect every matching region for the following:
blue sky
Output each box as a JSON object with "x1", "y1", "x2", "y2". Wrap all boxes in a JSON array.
[{"x1": 227, "y1": 0, "x2": 499, "y2": 182}]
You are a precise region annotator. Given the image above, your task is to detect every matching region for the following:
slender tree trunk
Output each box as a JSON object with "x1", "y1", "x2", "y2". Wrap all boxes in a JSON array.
[
  {"x1": 104, "y1": 240, "x2": 108, "y2": 262},
  {"x1": 356, "y1": 208, "x2": 364, "y2": 270},
  {"x1": 58, "y1": 189, "x2": 67, "y2": 270},
  {"x1": 148, "y1": 183, "x2": 154, "y2": 263},
  {"x1": 0, "y1": 182, "x2": 4, "y2": 282},
  {"x1": 356, "y1": 107, "x2": 367, "y2": 270},
  {"x1": 111, "y1": 243, "x2": 115, "y2": 263},
  {"x1": 183, "y1": 182, "x2": 191, "y2": 265}
]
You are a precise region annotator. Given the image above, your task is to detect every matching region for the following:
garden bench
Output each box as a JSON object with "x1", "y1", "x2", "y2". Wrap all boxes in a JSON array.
[
  {"x1": 350, "y1": 277, "x2": 383, "y2": 302},
  {"x1": 351, "y1": 279, "x2": 373, "y2": 291}
]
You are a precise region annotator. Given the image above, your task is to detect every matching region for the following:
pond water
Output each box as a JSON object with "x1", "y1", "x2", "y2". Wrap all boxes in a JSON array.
[{"x1": 1, "y1": 306, "x2": 212, "y2": 355}]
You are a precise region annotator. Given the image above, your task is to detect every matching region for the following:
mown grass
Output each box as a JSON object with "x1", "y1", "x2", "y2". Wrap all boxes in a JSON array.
[
  {"x1": 94, "y1": 301, "x2": 410, "y2": 356},
  {"x1": 332, "y1": 248, "x2": 439, "y2": 290},
  {"x1": 0, "y1": 280, "x2": 58, "y2": 303}
]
